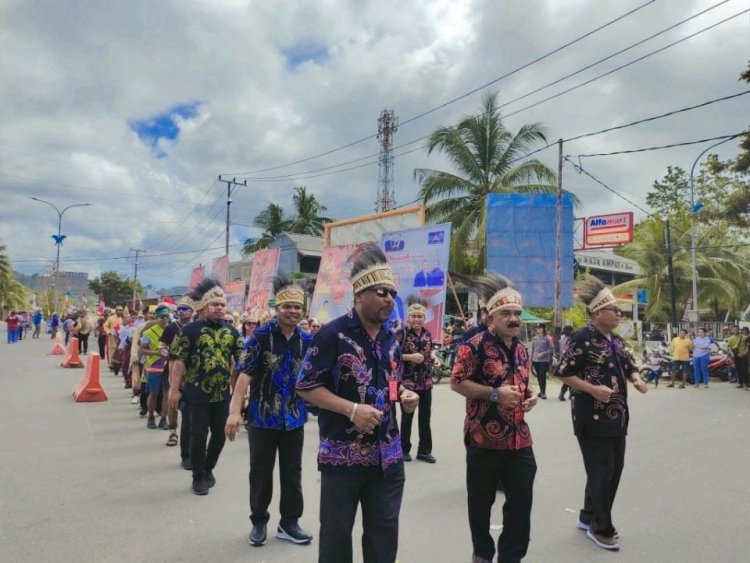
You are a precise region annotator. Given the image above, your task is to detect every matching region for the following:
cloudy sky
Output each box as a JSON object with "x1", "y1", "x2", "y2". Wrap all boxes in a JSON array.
[{"x1": 1, "y1": 0, "x2": 748, "y2": 290}]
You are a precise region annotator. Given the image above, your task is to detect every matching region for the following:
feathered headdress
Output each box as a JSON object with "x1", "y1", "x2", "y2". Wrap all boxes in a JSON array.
[
  {"x1": 272, "y1": 273, "x2": 305, "y2": 307},
  {"x1": 188, "y1": 277, "x2": 226, "y2": 310},
  {"x1": 406, "y1": 294, "x2": 428, "y2": 316},
  {"x1": 577, "y1": 274, "x2": 617, "y2": 313},
  {"x1": 349, "y1": 242, "x2": 395, "y2": 294},
  {"x1": 472, "y1": 273, "x2": 522, "y2": 315}
]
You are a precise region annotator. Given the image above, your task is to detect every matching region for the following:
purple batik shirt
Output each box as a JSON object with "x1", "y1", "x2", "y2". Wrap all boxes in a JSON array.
[{"x1": 296, "y1": 308, "x2": 404, "y2": 475}]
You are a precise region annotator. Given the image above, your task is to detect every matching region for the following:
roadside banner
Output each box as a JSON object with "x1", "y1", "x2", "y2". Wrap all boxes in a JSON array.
[
  {"x1": 245, "y1": 247, "x2": 280, "y2": 320},
  {"x1": 188, "y1": 265, "x2": 205, "y2": 291},
  {"x1": 212, "y1": 255, "x2": 228, "y2": 286},
  {"x1": 309, "y1": 243, "x2": 365, "y2": 323},
  {"x1": 381, "y1": 223, "x2": 452, "y2": 341},
  {"x1": 225, "y1": 281, "x2": 246, "y2": 315}
]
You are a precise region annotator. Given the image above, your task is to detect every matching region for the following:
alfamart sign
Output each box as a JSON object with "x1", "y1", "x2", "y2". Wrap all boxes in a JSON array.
[{"x1": 584, "y1": 212, "x2": 634, "y2": 247}]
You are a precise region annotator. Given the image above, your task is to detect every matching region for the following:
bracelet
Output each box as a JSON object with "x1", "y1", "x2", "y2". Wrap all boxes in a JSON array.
[{"x1": 349, "y1": 403, "x2": 358, "y2": 422}]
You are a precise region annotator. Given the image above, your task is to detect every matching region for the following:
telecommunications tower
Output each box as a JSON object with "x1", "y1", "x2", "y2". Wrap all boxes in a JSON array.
[{"x1": 375, "y1": 109, "x2": 398, "y2": 212}]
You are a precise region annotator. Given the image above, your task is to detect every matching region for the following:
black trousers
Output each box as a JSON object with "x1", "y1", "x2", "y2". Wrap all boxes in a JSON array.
[
  {"x1": 187, "y1": 399, "x2": 229, "y2": 479},
  {"x1": 532, "y1": 362, "x2": 549, "y2": 395},
  {"x1": 78, "y1": 333, "x2": 89, "y2": 354},
  {"x1": 400, "y1": 388, "x2": 432, "y2": 455},
  {"x1": 97, "y1": 334, "x2": 106, "y2": 358},
  {"x1": 319, "y1": 466, "x2": 405, "y2": 563},
  {"x1": 737, "y1": 355, "x2": 749, "y2": 387},
  {"x1": 179, "y1": 400, "x2": 192, "y2": 462},
  {"x1": 577, "y1": 435, "x2": 626, "y2": 538},
  {"x1": 248, "y1": 425, "x2": 304, "y2": 526},
  {"x1": 466, "y1": 446, "x2": 536, "y2": 563}
]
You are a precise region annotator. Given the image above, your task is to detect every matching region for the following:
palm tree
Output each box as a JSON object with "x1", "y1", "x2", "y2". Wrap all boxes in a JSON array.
[
  {"x1": 241, "y1": 203, "x2": 289, "y2": 255},
  {"x1": 613, "y1": 212, "x2": 749, "y2": 321},
  {"x1": 0, "y1": 242, "x2": 28, "y2": 310},
  {"x1": 285, "y1": 186, "x2": 332, "y2": 236},
  {"x1": 415, "y1": 92, "x2": 559, "y2": 273}
]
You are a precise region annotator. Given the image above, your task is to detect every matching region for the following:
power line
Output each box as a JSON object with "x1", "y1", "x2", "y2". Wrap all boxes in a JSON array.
[
  {"x1": 223, "y1": 0, "x2": 656, "y2": 176},
  {"x1": 571, "y1": 133, "x2": 745, "y2": 158}
]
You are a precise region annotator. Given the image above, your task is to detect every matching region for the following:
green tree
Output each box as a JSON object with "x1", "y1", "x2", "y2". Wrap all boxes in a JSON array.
[
  {"x1": 241, "y1": 203, "x2": 289, "y2": 255},
  {"x1": 645, "y1": 166, "x2": 690, "y2": 217},
  {"x1": 415, "y1": 92, "x2": 559, "y2": 273},
  {"x1": 88, "y1": 271, "x2": 143, "y2": 307},
  {"x1": 733, "y1": 62, "x2": 750, "y2": 174},
  {"x1": 0, "y1": 242, "x2": 28, "y2": 310}
]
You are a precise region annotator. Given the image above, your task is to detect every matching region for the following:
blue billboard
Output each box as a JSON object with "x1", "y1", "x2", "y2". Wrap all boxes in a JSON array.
[{"x1": 486, "y1": 193, "x2": 574, "y2": 308}]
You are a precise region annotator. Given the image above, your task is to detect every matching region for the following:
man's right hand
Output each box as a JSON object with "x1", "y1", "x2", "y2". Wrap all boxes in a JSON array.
[
  {"x1": 498, "y1": 385, "x2": 523, "y2": 409},
  {"x1": 351, "y1": 404, "x2": 383, "y2": 434},
  {"x1": 225, "y1": 412, "x2": 244, "y2": 441},
  {"x1": 168, "y1": 390, "x2": 182, "y2": 411},
  {"x1": 590, "y1": 385, "x2": 613, "y2": 403}
]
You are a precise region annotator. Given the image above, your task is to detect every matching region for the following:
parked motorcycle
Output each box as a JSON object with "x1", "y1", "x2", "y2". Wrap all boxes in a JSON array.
[{"x1": 432, "y1": 343, "x2": 454, "y2": 384}]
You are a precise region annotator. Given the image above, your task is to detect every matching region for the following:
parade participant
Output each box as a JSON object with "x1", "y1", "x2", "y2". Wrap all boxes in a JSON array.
[
  {"x1": 531, "y1": 324, "x2": 554, "y2": 399},
  {"x1": 130, "y1": 307, "x2": 155, "y2": 411},
  {"x1": 49, "y1": 311, "x2": 60, "y2": 338},
  {"x1": 32, "y1": 309, "x2": 42, "y2": 339},
  {"x1": 62, "y1": 314, "x2": 76, "y2": 346},
  {"x1": 728, "y1": 326, "x2": 750, "y2": 390},
  {"x1": 75, "y1": 311, "x2": 92, "y2": 355},
  {"x1": 296, "y1": 242, "x2": 419, "y2": 563},
  {"x1": 451, "y1": 274, "x2": 538, "y2": 563},
  {"x1": 309, "y1": 318, "x2": 321, "y2": 336},
  {"x1": 96, "y1": 313, "x2": 106, "y2": 357},
  {"x1": 692, "y1": 328, "x2": 712, "y2": 388},
  {"x1": 297, "y1": 317, "x2": 310, "y2": 332},
  {"x1": 104, "y1": 306, "x2": 125, "y2": 370},
  {"x1": 160, "y1": 297, "x2": 194, "y2": 450},
  {"x1": 462, "y1": 307, "x2": 488, "y2": 344},
  {"x1": 667, "y1": 328, "x2": 692, "y2": 388},
  {"x1": 226, "y1": 274, "x2": 314, "y2": 547},
  {"x1": 141, "y1": 305, "x2": 171, "y2": 430},
  {"x1": 396, "y1": 294, "x2": 436, "y2": 464},
  {"x1": 556, "y1": 275, "x2": 647, "y2": 551},
  {"x1": 169, "y1": 278, "x2": 243, "y2": 496}
]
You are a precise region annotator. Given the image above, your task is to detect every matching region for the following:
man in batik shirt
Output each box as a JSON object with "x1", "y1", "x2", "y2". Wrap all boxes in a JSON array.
[
  {"x1": 396, "y1": 294, "x2": 436, "y2": 463},
  {"x1": 556, "y1": 275, "x2": 647, "y2": 552},
  {"x1": 226, "y1": 274, "x2": 313, "y2": 548},
  {"x1": 296, "y1": 243, "x2": 418, "y2": 563},
  {"x1": 169, "y1": 278, "x2": 243, "y2": 496},
  {"x1": 451, "y1": 274, "x2": 538, "y2": 563}
]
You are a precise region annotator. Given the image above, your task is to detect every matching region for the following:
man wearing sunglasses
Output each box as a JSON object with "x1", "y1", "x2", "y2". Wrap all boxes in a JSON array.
[
  {"x1": 555, "y1": 275, "x2": 647, "y2": 552},
  {"x1": 296, "y1": 242, "x2": 418, "y2": 563}
]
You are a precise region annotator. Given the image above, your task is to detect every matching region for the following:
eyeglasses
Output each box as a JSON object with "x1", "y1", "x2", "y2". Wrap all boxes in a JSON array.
[
  {"x1": 600, "y1": 307, "x2": 623, "y2": 315},
  {"x1": 369, "y1": 287, "x2": 397, "y2": 299},
  {"x1": 176, "y1": 306, "x2": 192, "y2": 312}
]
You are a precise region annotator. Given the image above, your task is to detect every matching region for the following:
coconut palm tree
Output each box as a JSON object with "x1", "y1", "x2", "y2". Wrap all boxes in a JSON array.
[
  {"x1": 241, "y1": 203, "x2": 289, "y2": 255},
  {"x1": 285, "y1": 186, "x2": 332, "y2": 236},
  {"x1": 415, "y1": 92, "x2": 559, "y2": 273},
  {"x1": 0, "y1": 242, "x2": 28, "y2": 310}
]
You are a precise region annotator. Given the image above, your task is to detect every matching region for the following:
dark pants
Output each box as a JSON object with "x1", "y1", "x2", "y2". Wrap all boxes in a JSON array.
[
  {"x1": 97, "y1": 334, "x2": 106, "y2": 357},
  {"x1": 188, "y1": 399, "x2": 229, "y2": 479},
  {"x1": 179, "y1": 400, "x2": 192, "y2": 462},
  {"x1": 466, "y1": 446, "x2": 536, "y2": 563},
  {"x1": 78, "y1": 333, "x2": 89, "y2": 354},
  {"x1": 532, "y1": 362, "x2": 549, "y2": 395},
  {"x1": 319, "y1": 466, "x2": 405, "y2": 563},
  {"x1": 559, "y1": 383, "x2": 571, "y2": 398},
  {"x1": 577, "y1": 435, "x2": 626, "y2": 538},
  {"x1": 33, "y1": 324, "x2": 41, "y2": 338},
  {"x1": 737, "y1": 355, "x2": 749, "y2": 387},
  {"x1": 400, "y1": 389, "x2": 432, "y2": 455},
  {"x1": 248, "y1": 425, "x2": 304, "y2": 526}
]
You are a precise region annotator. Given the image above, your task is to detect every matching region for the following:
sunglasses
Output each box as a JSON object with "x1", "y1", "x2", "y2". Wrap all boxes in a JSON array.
[
  {"x1": 176, "y1": 306, "x2": 192, "y2": 312},
  {"x1": 369, "y1": 287, "x2": 398, "y2": 299}
]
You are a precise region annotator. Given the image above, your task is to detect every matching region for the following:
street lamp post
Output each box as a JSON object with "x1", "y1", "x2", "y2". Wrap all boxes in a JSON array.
[
  {"x1": 688, "y1": 137, "x2": 736, "y2": 324},
  {"x1": 29, "y1": 197, "x2": 93, "y2": 313}
]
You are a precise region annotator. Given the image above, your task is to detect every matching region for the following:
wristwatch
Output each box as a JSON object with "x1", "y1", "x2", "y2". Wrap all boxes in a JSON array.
[{"x1": 489, "y1": 388, "x2": 499, "y2": 403}]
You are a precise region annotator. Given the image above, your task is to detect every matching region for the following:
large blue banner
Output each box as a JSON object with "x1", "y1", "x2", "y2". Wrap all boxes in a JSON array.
[{"x1": 486, "y1": 194, "x2": 574, "y2": 308}]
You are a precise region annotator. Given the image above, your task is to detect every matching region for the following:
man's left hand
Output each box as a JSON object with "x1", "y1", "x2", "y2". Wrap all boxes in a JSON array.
[
  {"x1": 400, "y1": 389, "x2": 419, "y2": 413},
  {"x1": 522, "y1": 390, "x2": 538, "y2": 412},
  {"x1": 633, "y1": 378, "x2": 648, "y2": 394}
]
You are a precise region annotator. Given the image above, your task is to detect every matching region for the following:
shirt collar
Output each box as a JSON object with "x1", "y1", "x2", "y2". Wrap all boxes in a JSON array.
[{"x1": 347, "y1": 308, "x2": 391, "y2": 341}]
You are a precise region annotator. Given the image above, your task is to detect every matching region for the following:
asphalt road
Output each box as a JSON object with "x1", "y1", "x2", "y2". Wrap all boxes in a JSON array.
[{"x1": 1, "y1": 332, "x2": 748, "y2": 563}]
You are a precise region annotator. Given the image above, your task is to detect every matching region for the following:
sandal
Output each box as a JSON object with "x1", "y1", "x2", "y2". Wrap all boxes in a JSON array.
[{"x1": 166, "y1": 431, "x2": 179, "y2": 447}]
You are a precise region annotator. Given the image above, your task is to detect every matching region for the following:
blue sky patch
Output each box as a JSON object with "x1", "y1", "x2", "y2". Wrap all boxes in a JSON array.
[
  {"x1": 129, "y1": 101, "x2": 202, "y2": 158},
  {"x1": 282, "y1": 40, "x2": 329, "y2": 69}
]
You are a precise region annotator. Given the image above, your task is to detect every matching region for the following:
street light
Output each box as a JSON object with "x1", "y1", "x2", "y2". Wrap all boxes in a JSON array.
[
  {"x1": 29, "y1": 197, "x2": 93, "y2": 313},
  {"x1": 688, "y1": 137, "x2": 735, "y2": 323}
]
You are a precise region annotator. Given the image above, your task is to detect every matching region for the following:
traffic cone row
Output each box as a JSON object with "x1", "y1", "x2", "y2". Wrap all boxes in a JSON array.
[
  {"x1": 72, "y1": 352, "x2": 108, "y2": 402},
  {"x1": 50, "y1": 332, "x2": 66, "y2": 355},
  {"x1": 61, "y1": 337, "x2": 84, "y2": 368}
]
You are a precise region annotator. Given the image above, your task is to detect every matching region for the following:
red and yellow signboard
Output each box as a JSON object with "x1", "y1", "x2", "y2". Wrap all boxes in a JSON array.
[{"x1": 583, "y1": 212, "x2": 634, "y2": 247}]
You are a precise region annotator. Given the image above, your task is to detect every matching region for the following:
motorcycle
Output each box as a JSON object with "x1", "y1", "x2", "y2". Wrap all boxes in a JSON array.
[{"x1": 432, "y1": 342, "x2": 455, "y2": 384}]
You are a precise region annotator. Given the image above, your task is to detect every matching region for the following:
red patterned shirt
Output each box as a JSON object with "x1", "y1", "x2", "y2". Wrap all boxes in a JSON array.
[{"x1": 451, "y1": 330, "x2": 533, "y2": 450}]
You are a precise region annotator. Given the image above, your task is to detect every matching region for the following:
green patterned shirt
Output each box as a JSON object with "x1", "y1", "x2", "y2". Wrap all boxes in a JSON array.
[{"x1": 171, "y1": 319, "x2": 243, "y2": 403}]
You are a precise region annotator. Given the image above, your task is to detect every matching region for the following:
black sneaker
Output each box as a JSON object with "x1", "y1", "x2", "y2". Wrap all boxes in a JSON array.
[
  {"x1": 180, "y1": 459, "x2": 193, "y2": 471},
  {"x1": 539, "y1": 393, "x2": 547, "y2": 399},
  {"x1": 248, "y1": 523, "x2": 267, "y2": 546},
  {"x1": 146, "y1": 417, "x2": 157, "y2": 429},
  {"x1": 192, "y1": 477, "x2": 208, "y2": 496},
  {"x1": 139, "y1": 408, "x2": 147, "y2": 418},
  {"x1": 158, "y1": 418, "x2": 168, "y2": 430},
  {"x1": 416, "y1": 453, "x2": 437, "y2": 464},
  {"x1": 205, "y1": 470, "x2": 216, "y2": 488},
  {"x1": 403, "y1": 453, "x2": 413, "y2": 462},
  {"x1": 276, "y1": 522, "x2": 313, "y2": 545}
]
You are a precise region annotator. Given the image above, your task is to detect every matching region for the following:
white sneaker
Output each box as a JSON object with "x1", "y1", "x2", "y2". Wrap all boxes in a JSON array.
[{"x1": 130, "y1": 396, "x2": 139, "y2": 404}]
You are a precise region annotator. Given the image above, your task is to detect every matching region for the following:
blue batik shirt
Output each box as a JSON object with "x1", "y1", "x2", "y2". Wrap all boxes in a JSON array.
[
  {"x1": 296, "y1": 308, "x2": 404, "y2": 475},
  {"x1": 241, "y1": 319, "x2": 311, "y2": 431}
]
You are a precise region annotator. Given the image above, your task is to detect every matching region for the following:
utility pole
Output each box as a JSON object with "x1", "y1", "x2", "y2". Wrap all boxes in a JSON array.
[
  {"x1": 664, "y1": 220, "x2": 678, "y2": 329},
  {"x1": 130, "y1": 248, "x2": 145, "y2": 306},
  {"x1": 218, "y1": 176, "x2": 248, "y2": 257},
  {"x1": 553, "y1": 139, "x2": 564, "y2": 349}
]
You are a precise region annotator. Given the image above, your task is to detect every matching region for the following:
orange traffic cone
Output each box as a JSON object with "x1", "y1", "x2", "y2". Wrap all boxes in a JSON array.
[
  {"x1": 73, "y1": 352, "x2": 108, "y2": 402},
  {"x1": 50, "y1": 332, "x2": 66, "y2": 355},
  {"x1": 61, "y1": 337, "x2": 84, "y2": 368}
]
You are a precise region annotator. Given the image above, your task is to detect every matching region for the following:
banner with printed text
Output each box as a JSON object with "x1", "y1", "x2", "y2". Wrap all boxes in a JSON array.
[
  {"x1": 308, "y1": 243, "x2": 365, "y2": 324},
  {"x1": 381, "y1": 223, "x2": 451, "y2": 341},
  {"x1": 244, "y1": 247, "x2": 280, "y2": 320},
  {"x1": 212, "y1": 255, "x2": 228, "y2": 286}
]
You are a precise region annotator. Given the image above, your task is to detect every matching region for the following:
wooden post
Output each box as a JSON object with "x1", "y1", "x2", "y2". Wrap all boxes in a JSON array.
[{"x1": 447, "y1": 273, "x2": 466, "y2": 320}]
